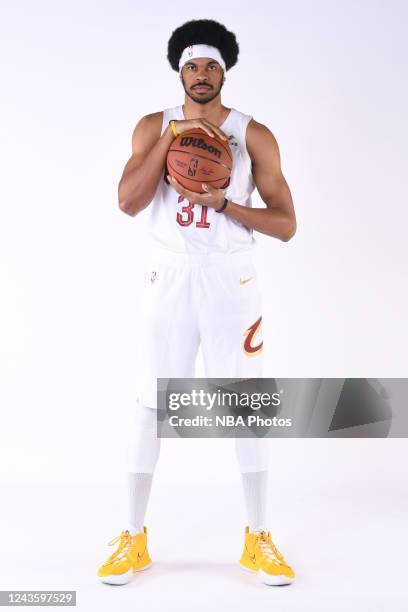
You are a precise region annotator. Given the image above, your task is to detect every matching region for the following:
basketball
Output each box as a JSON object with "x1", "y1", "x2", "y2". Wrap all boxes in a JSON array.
[{"x1": 167, "y1": 128, "x2": 232, "y2": 193}]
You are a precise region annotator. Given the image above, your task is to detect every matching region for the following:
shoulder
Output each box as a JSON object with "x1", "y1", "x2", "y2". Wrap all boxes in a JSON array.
[
  {"x1": 133, "y1": 111, "x2": 163, "y2": 133},
  {"x1": 246, "y1": 118, "x2": 280, "y2": 161},
  {"x1": 246, "y1": 118, "x2": 279, "y2": 147},
  {"x1": 131, "y1": 111, "x2": 164, "y2": 148},
  {"x1": 129, "y1": 111, "x2": 165, "y2": 154}
]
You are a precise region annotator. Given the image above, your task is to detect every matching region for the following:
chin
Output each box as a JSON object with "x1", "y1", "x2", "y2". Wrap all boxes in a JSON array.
[
  {"x1": 192, "y1": 98, "x2": 211, "y2": 105},
  {"x1": 189, "y1": 92, "x2": 218, "y2": 105}
]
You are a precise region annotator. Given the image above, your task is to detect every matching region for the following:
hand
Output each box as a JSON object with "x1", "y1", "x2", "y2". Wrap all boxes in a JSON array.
[
  {"x1": 167, "y1": 175, "x2": 226, "y2": 210},
  {"x1": 173, "y1": 118, "x2": 228, "y2": 141}
]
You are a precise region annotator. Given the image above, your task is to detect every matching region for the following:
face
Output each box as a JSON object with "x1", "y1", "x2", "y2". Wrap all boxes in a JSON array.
[{"x1": 180, "y1": 58, "x2": 225, "y2": 105}]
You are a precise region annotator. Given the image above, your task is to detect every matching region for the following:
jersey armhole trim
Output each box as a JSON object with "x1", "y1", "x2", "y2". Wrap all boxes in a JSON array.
[
  {"x1": 160, "y1": 109, "x2": 167, "y2": 136},
  {"x1": 242, "y1": 115, "x2": 254, "y2": 176}
]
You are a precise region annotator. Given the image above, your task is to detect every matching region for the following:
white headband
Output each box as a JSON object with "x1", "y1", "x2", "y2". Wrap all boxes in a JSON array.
[{"x1": 178, "y1": 44, "x2": 226, "y2": 73}]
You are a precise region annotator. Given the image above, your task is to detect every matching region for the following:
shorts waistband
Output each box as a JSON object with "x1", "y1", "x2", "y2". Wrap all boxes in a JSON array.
[{"x1": 148, "y1": 247, "x2": 254, "y2": 267}]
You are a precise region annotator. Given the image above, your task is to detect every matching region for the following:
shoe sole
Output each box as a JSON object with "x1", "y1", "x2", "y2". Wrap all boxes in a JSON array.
[
  {"x1": 239, "y1": 563, "x2": 294, "y2": 586},
  {"x1": 98, "y1": 561, "x2": 153, "y2": 585}
]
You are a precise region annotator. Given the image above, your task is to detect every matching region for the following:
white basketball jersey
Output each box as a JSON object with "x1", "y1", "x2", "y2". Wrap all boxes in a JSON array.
[{"x1": 147, "y1": 105, "x2": 256, "y2": 254}]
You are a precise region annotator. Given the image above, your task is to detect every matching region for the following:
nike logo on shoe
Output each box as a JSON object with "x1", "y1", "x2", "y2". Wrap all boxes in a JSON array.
[
  {"x1": 245, "y1": 544, "x2": 257, "y2": 565},
  {"x1": 240, "y1": 276, "x2": 254, "y2": 285}
]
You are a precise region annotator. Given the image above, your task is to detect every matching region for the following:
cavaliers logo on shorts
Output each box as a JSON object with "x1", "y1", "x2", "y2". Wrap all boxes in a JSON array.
[{"x1": 243, "y1": 316, "x2": 263, "y2": 356}]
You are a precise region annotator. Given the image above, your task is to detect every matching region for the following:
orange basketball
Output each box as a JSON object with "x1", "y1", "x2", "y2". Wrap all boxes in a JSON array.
[{"x1": 167, "y1": 128, "x2": 232, "y2": 193}]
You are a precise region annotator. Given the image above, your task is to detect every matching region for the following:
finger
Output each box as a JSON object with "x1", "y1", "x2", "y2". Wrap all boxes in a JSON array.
[
  {"x1": 203, "y1": 127, "x2": 216, "y2": 138},
  {"x1": 167, "y1": 174, "x2": 177, "y2": 187},
  {"x1": 167, "y1": 175, "x2": 184, "y2": 194},
  {"x1": 216, "y1": 127, "x2": 228, "y2": 141},
  {"x1": 184, "y1": 189, "x2": 203, "y2": 201},
  {"x1": 201, "y1": 120, "x2": 227, "y2": 141},
  {"x1": 212, "y1": 127, "x2": 227, "y2": 141},
  {"x1": 168, "y1": 174, "x2": 182, "y2": 188},
  {"x1": 198, "y1": 120, "x2": 216, "y2": 138},
  {"x1": 168, "y1": 176, "x2": 200, "y2": 201}
]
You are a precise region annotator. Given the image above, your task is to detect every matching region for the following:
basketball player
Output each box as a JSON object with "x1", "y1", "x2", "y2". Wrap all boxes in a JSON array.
[{"x1": 97, "y1": 19, "x2": 297, "y2": 587}]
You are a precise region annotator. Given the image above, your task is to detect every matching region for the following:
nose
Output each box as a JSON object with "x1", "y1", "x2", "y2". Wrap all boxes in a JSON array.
[{"x1": 195, "y1": 68, "x2": 209, "y2": 81}]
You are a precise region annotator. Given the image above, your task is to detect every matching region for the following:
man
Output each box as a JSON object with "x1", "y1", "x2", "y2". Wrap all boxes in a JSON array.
[{"x1": 97, "y1": 19, "x2": 297, "y2": 587}]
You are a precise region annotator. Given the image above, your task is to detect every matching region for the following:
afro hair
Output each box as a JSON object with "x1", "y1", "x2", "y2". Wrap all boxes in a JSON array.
[{"x1": 167, "y1": 19, "x2": 239, "y2": 72}]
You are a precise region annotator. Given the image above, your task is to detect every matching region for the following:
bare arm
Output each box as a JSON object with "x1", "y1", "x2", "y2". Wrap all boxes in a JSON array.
[
  {"x1": 224, "y1": 120, "x2": 297, "y2": 241},
  {"x1": 118, "y1": 112, "x2": 174, "y2": 216}
]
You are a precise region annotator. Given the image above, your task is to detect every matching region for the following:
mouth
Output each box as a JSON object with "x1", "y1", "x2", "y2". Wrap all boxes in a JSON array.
[{"x1": 193, "y1": 85, "x2": 211, "y2": 93}]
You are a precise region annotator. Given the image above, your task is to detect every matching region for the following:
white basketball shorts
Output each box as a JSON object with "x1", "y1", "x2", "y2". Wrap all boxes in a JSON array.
[{"x1": 135, "y1": 247, "x2": 264, "y2": 409}]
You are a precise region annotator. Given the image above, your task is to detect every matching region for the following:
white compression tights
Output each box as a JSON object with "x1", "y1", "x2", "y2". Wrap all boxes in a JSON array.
[
  {"x1": 125, "y1": 404, "x2": 161, "y2": 474},
  {"x1": 126, "y1": 405, "x2": 270, "y2": 474},
  {"x1": 125, "y1": 405, "x2": 270, "y2": 531}
]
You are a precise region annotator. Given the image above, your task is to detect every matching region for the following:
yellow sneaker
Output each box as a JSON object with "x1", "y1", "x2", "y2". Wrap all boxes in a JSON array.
[
  {"x1": 239, "y1": 526, "x2": 295, "y2": 586},
  {"x1": 97, "y1": 526, "x2": 152, "y2": 585}
]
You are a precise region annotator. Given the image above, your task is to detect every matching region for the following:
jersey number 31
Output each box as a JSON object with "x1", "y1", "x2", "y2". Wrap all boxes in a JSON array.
[{"x1": 176, "y1": 195, "x2": 211, "y2": 229}]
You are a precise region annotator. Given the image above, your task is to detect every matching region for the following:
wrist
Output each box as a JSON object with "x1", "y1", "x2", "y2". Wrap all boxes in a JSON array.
[{"x1": 215, "y1": 197, "x2": 230, "y2": 213}]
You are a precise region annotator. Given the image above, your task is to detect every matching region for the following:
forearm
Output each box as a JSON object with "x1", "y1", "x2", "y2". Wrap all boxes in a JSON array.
[
  {"x1": 119, "y1": 126, "x2": 174, "y2": 216},
  {"x1": 224, "y1": 201, "x2": 296, "y2": 241}
]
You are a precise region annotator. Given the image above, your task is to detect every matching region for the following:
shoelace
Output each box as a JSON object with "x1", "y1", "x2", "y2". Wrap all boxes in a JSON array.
[
  {"x1": 256, "y1": 530, "x2": 286, "y2": 564},
  {"x1": 103, "y1": 530, "x2": 133, "y2": 566}
]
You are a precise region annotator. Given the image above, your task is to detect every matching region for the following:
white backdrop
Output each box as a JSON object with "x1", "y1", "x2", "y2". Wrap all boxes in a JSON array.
[{"x1": 0, "y1": 1, "x2": 407, "y2": 609}]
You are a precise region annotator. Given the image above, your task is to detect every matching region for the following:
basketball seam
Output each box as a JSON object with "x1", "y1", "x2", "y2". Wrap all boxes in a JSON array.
[
  {"x1": 172, "y1": 130, "x2": 233, "y2": 162},
  {"x1": 167, "y1": 159, "x2": 229, "y2": 186},
  {"x1": 167, "y1": 149, "x2": 232, "y2": 171}
]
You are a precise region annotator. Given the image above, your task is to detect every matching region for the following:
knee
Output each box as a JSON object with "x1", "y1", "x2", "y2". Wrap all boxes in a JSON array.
[{"x1": 125, "y1": 404, "x2": 161, "y2": 473}]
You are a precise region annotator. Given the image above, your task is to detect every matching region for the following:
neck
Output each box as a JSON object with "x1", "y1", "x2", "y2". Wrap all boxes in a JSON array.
[{"x1": 182, "y1": 96, "x2": 229, "y2": 126}]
